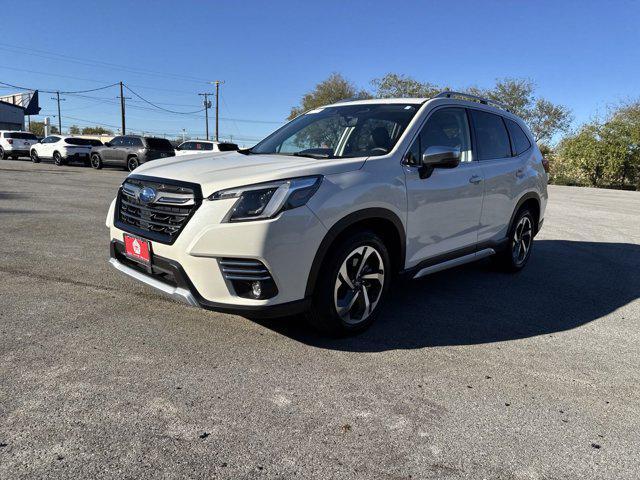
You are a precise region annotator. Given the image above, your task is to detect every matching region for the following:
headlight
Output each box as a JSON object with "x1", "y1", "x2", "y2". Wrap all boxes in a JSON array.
[{"x1": 209, "y1": 176, "x2": 322, "y2": 222}]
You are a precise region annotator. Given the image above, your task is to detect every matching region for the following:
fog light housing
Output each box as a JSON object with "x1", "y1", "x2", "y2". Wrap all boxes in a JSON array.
[{"x1": 219, "y1": 258, "x2": 278, "y2": 300}]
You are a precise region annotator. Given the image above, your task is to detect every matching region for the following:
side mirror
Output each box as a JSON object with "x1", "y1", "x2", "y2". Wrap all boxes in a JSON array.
[
  {"x1": 104, "y1": 142, "x2": 111, "y2": 147},
  {"x1": 419, "y1": 146, "x2": 461, "y2": 179}
]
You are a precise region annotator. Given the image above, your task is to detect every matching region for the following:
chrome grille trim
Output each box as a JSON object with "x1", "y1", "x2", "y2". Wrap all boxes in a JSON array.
[{"x1": 115, "y1": 176, "x2": 202, "y2": 244}]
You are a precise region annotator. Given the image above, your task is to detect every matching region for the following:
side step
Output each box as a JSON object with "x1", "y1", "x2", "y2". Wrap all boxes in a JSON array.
[{"x1": 413, "y1": 248, "x2": 495, "y2": 279}]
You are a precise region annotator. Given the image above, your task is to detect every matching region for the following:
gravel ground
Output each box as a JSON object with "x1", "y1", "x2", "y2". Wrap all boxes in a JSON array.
[{"x1": 1, "y1": 159, "x2": 639, "y2": 479}]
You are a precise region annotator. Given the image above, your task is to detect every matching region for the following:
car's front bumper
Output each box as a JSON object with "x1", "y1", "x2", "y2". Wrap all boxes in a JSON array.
[
  {"x1": 109, "y1": 240, "x2": 310, "y2": 318},
  {"x1": 107, "y1": 196, "x2": 326, "y2": 316}
]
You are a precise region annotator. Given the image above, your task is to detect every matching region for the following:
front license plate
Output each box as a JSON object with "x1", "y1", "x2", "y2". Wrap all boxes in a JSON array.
[{"x1": 124, "y1": 234, "x2": 151, "y2": 265}]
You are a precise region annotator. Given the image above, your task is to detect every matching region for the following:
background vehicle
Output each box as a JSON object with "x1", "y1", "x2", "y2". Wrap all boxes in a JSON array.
[
  {"x1": 175, "y1": 140, "x2": 239, "y2": 155},
  {"x1": 30, "y1": 135, "x2": 102, "y2": 165},
  {"x1": 0, "y1": 131, "x2": 38, "y2": 159},
  {"x1": 107, "y1": 93, "x2": 548, "y2": 335},
  {"x1": 90, "y1": 135, "x2": 175, "y2": 171}
]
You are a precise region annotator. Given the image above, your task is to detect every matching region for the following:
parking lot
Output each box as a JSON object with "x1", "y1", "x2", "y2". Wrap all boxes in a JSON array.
[{"x1": 1, "y1": 158, "x2": 639, "y2": 479}]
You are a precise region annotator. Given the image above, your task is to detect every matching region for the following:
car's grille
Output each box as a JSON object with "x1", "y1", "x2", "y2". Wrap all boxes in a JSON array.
[{"x1": 115, "y1": 176, "x2": 202, "y2": 244}]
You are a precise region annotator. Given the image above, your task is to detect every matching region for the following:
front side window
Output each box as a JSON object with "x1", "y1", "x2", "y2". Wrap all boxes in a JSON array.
[
  {"x1": 179, "y1": 142, "x2": 194, "y2": 150},
  {"x1": 505, "y1": 118, "x2": 532, "y2": 156},
  {"x1": 419, "y1": 108, "x2": 472, "y2": 162},
  {"x1": 250, "y1": 103, "x2": 419, "y2": 159},
  {"x1": 469, "y1": 110, "x2": 511, "y2": 160},
  {"x1": 110, "y1": 137, "x2": 124, "y2": 147}
]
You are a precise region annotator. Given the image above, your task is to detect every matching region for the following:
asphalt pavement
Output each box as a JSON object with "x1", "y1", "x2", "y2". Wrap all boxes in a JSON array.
[{"x1": 1, "y1": 158, "x2": 639, "y2": 479}]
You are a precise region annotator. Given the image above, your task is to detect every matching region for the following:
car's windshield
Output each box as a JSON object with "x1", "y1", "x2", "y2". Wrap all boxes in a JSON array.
[{"x1": 250, "y1": 103, "x2": 419, "y2": 159}]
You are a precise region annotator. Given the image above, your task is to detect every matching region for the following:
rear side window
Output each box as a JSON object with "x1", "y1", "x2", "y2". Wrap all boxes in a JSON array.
[
  {"x1": 125, "y1": 137, "x2": 143, "y2": 147},
  {"x1": 188, "y1": 142, "x2": 213, "y2": 151},
  {"x1": 145, "y1": 138, "x2": 173, "y2": 150},
  {"x1": 65, "y1": 137, "x2": 102, "y2": 146},
  {"x1": 7, "y1": 132, "x2": 38, "y2": 140},
  {"x1": 505, "y1": 119, "x2": 532, "y2": 156},
  {"x1": 218, "y1": 142, "x2": 238, "y2": 151},
  {"x1": 469, "y1": 110, "x2": 511, "y2": 160}
]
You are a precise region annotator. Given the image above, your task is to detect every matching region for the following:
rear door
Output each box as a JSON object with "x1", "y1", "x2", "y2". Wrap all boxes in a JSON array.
[
  {"x1": 403, "y1": 107, "x2": 484, "y2": 266},
  {"x1": 103, "y1": 136, "x2": 124, "y2": 163},
  {"x1": 470, "y1": 109, "x2": 525, "y2": 244}
]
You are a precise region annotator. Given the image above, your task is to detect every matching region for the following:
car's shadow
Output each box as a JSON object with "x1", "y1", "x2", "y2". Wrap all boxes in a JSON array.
[{"x1": 255, "y1": 240, "x2": 640, "y2": 351}]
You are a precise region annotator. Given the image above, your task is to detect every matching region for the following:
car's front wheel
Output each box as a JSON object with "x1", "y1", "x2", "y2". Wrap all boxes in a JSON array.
[
  {"x1": 90, "y1": 154, "x2": 102, "y2": 169},
  {"x1": 306, "y1": 231, "x2": 390, "y2": 335},
  {"x1": 0, "y1": 147, "x2": 6, "y2": 160},
  {"x1": 30, "y1": 150, "x2": 40, "y2": 163}
]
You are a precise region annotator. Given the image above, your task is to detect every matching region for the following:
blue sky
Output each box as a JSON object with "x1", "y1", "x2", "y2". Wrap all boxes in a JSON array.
[{"x1": 2, "y1": 0, "x2": 638, "y2": 145}]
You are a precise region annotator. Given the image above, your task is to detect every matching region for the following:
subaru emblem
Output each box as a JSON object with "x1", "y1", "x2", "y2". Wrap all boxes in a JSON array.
[{"x1": 139, "y1": 186, "x2": 157, "y2": 203}]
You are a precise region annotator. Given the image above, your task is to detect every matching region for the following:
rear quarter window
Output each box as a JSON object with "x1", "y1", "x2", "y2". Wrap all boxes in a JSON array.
[
  {"x1": 145, "y1": 138, "x2": 174, "y2": 150},
  {"x1": 505, "y1": 119, "x2": 532, "y2": 156},
  {"x1": 469, "y1": 110, "x2": 511, "y2": 160}
]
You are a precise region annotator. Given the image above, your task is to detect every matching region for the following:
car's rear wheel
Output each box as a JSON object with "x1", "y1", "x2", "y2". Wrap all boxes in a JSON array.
[
  {"x1": 0, "y1": 147, "x2": 6, "y2": 160},
  {"x1": 306, "y1": 231, "x2": 390, "y2": 335},
  {"x1": 90, "y1": 154, "x2": 102, "y2": 169},
  {"x1": 53, "y1": 151, "x2": 65, "y2": 166},
  {"x1": 31, "y1": 150, "x2": 40, "y2": 163},
  {"x1": 127, "y1": 156, "x2": 139, "y2": 172},
  {"x1": 494, "y1": 207, "x2": 535, "y2": 272}
]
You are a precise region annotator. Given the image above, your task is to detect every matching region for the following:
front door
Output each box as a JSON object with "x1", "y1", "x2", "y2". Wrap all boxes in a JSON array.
[
  {"x1": 103, "y1": 136, "x2": 124, "y2": 163},
  {"x1": 403, "y1": 107, "x2": 484, "y2": 267}
]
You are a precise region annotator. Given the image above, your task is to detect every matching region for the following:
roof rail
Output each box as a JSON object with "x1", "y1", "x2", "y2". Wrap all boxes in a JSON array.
[{"x1": 434, "y1": 91, "x2": 511, "y2": 112}]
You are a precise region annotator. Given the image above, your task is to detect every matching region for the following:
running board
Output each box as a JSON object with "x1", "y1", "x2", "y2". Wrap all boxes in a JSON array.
[{"x1": 412, "y1": 248, "x2": 495, "y2": 279}]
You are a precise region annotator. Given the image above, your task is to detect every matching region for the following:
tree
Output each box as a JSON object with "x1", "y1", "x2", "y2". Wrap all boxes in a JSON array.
[
  {"x1": 51, "y1": 126, "x2": 60, "y2": 134},
  {"x1": 556, "y1": 101, "x2": 640, "y2": 189},
  {"x1": 81, "y1": 126, "x2": 113, "y2": 135},
  {"x1": 371, "y1": 73, "x2": 442, "y2": 98},
  {"x1": 288, "y1": 73, "x2": 370, "y2": 120},
  {"x1": 467, "y1": 78, "x2": 571, "y2": 144},
  {"x1": 69, "y1": 125, "x2": 81, "y2": 134},
  {"x1": 28, "y1": 121, "x2": 45, "y2": 137}
]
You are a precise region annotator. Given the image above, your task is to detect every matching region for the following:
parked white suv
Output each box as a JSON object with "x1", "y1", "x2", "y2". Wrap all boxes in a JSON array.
[
  {"x1": 30, "y1": 135, "x2": 102, "y2": 166},
  {"x1": 0, "y1": 131, "x2": 38, "y2": 159},
  {"x1": 175, "y1": 140, "x2": 239, "y2": 155},
  {"x1": 107, "y1": 92, "x2": 548, "y2": 334}
]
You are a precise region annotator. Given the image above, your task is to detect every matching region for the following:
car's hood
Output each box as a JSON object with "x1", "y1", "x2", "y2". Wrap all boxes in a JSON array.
[{"x1": 130, "y1": 151, "x2": 366, "y2": 196}]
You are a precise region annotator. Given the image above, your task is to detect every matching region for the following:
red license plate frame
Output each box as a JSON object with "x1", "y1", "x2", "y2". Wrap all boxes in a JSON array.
[{"x1": 123, "y1": 234, "x2": 152, "y2": 265}]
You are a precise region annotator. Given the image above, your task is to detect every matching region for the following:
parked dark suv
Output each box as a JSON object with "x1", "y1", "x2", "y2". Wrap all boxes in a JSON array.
[{"x1": 90, "y1": 136, "x2": 175, "y2": 171}]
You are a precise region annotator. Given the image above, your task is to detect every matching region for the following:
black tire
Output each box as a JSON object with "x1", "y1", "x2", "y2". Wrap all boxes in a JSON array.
[
  {"x1": 90, "y1": 153, "x2": 103, "y2": 170},
  {"x1": 493, "y1": 207, "x2": 535, "y2": 272},
  {"x1": 306, "y1": 231, "x2": 391, "y2": 336},
  {"x1": 31, "y1": 150, "x2": 40, "y2": 163},
  {"x1": 0, "y1": 147, "x2": 6, "y2": 160},
  {"x1": 53, "y1": 151, "x2": 65, "y2": 166},
  {"x1": 127, "y1": 155, "x2": 139, "y2": 172}
]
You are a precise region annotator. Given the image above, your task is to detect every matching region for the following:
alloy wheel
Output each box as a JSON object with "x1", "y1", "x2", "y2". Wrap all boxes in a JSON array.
[
  {"x1": 127, "y1": 157, "x2": 139, "y2": 171},
  {"x1": 512, "y1": 215, "x2": 533, "y2": 266},
  {"x1": 54, "y1": 152, "x2": 62, "y2": 166},
  {"x1": 91, "y1": 155, "x2": 101, "y2": 169},
  {"x1": 333, "y1": 245, "x2": 385, "y2": 325}
]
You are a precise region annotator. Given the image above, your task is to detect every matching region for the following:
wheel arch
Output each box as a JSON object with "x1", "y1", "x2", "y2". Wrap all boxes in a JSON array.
[
  {"x1": 305, "y1": 208, "x2": 406, "y2": 297},
  {"x1": 509, "y1": 192, "x2": 541, "y2": 235}
]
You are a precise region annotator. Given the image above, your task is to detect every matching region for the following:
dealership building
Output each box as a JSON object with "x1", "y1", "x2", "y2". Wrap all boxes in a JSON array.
[{"x1": 0, "y1": 91, "x2": 40, "y2": 130}]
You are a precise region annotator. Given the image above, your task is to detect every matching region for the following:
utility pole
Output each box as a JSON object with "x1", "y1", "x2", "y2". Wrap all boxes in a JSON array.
[
  {"x1": 198, "y1": 92, "x2": 213, "y2": 140},
  {"x1": 119, "y1": 82, "x2": 127, "y2": 135},
  {"x1": 211, "y1": 80, "x2": 224, "y2": 142},
  {"x1": 51, "y1": 92, "x2": 65, "y2": 133}
]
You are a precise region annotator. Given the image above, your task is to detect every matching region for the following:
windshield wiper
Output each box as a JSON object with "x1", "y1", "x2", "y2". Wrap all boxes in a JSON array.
[{"x1": 292, "y1": 151, "x2": 330, "y2": 159}]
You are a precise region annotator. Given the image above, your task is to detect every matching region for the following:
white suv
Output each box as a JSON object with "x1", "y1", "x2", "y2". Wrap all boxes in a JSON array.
[
  {"x1": 30, "y1": 135, "x2": 102, "y2": 166},
  {"x1": 107, "y1": 92, "x2": 548, "y2": 334},
  {"x1": 0, "y1": 131, "x2": 39, "y2": 159},
  {"x1": 175, "y1": 140, "x2": 239, "y2": 156}
]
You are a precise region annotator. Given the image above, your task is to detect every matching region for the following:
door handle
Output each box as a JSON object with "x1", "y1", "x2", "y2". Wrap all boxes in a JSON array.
[{"x1": 469, "y1": 175, "x2": 482, "y2": 184}]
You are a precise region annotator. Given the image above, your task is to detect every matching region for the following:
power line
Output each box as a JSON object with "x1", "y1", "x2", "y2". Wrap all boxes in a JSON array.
[
  {"x1": 0, "y1": 79, "x2": 118, "y2": 95},
  {"x1": 124, "y1": 84, "x2": 205, "y2": 115},
  {"x1": 0, "y1": 43, "x2": 213, "y2": 84}
]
